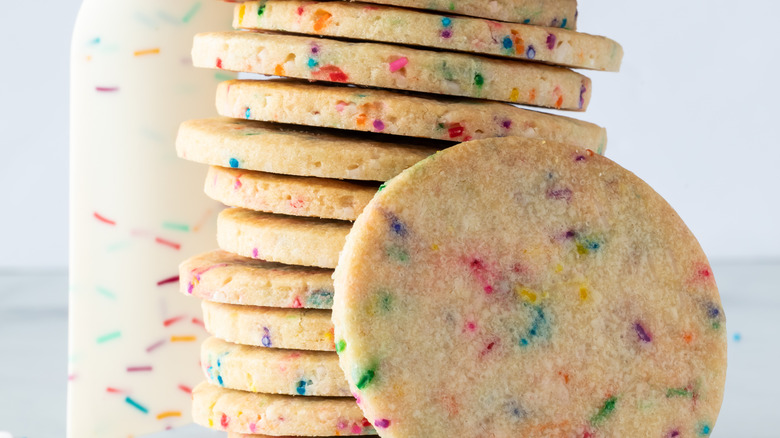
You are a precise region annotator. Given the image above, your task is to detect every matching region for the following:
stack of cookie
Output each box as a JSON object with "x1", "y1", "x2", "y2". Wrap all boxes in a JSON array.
[{"x1": 176, "y1": 0, "x2": 622, "y2": 436}]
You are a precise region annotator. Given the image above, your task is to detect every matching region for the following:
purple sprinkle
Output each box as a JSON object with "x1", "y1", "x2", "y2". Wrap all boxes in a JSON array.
[
  {"x1": 575, "y1": 155, "x2": 586, "y2": 161},
  {"x1": 501, "y1": 119, "x2": 512, "y2": 129},
  {"x1": 546, "y1": 33, "x2": 557, "y2": 50},
  {"x1": 311, "y1": 45, "x2": 319, "y2": 54},
  {"x1": 565, "y1": 229, "x2": 577, "y2": 239},
  {"x1": 526, "y1": 46, "x2": 536, "y2": 59},
  {"x1": 635, "y1": 322, "x2": 652, "y2": 343},
  {"x1": 375, "y1": 419, "x2": 391, "y2": 428},
  {"x1": 547, "y1": 187, "x2": 572, "y2": 201},
  {"x1": 441, "y1": 29, "x2": 452, "y2": 39},
  {"x1": 373, "y1": 119, "x2": 385, "y2": 131},
  {"x1": 579, "y1": 84, "x2": 587, "y2": 109},
  {"x1": 261, "y1": 327, "x2": 272, "y2": 347}
]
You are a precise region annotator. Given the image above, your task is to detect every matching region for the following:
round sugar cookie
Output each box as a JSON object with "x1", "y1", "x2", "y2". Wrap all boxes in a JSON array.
[
  {"x1": 179, "y1": 250, "x2": 335, "y2": 309},
  {"x1": 176, "y1": 118, "x2": 441, "y2": 181},
  {"x1": 203, "y1": 301, "x2": 335, "y2": 351},
  {"x1": 217, "y1": 80, "x2": 608, "y2": 151},
  {"x1": 217, "y1": 207, "x2": 351, "y2": 269},
  {"x1": 205, "y1": 166, "x2": 378, "y2": 221},
  {"x1": 235, "y1": 1, "x2": 620, "y2": 71},
  {"x1": 192, "y1": 382, "x2": 375, "y2": 435},
  {"x1": 202, "y1": 336, "x2": 350, "y2": 396},
  {"x1": 333, "y1": 137, "x2": 727, "y2": 437},
  {"x1": 195, "y1": 32, "x2": 592, "y2": 110}
]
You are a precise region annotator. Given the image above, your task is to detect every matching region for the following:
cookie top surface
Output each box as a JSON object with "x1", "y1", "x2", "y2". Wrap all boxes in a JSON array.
[
  {"x1": 192, "y1": 382, "x2": 374, "y2": 435},
  {"x1": 332, "y1": 137, "x2": 727, "y2": 437},
  {"x1": 235, "y1": 1, "x2": 620, "y2": 71},
  {"x1": 194, "y1": 31, "x2": 591, "y2": 110},
  {"x1": 176, "y1": 118, "x2": 440, "y2": 181},
  {"x1": 205, "y1": 166, "x2": 378, "y2": 221},
  {"x1": 217, "y1": 80, "x2": 608, "y2": 151},
  {"x1": 179, "y1": 250, "x2": 335, "y2": 309}
]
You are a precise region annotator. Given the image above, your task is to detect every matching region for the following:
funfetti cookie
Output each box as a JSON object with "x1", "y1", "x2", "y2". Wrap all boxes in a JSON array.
[
  {"x1": 202, "y1": 336, "x2": 351, "y2": 396},
  {"x1": 203, "y1": 301, "x2": 335, "y2": 351},
  {"x1": 205, "y1": 166, "x2": 378, "y2": 221},
  {"x1": 333, "y1": 137, "x2": 727, "y2": 437},
  {"x1": 176, "y1": 118, "x2": 442, "y2": 182},
  {"x1": 216, "y1": 80, "x2": 608, "y2": 151},
  {"x1": 194, "y1": 32, "x2": 592, "y2": 110},
  {"x1": 217, "y1": 207, "x2": 351, "y2": 269},
  {"x1": 235, "y1": 1, "x2": 621, "y2": 71},
  {"x1": 192, "y1": 382, "x2": 375, "y2": 435},
  {"x1": 179, "y1": 250, "x2": 335, "y2": 309}
]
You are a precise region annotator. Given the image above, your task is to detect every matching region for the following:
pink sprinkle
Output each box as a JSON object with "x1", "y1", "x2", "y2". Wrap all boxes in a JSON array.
[
  {"x1": 465, "y1": 321, "x2": 477, "y2": 332},
  {"x1": 106, "y1": 387, "x2": 122, "y2": 393},
  {"x1": 375, "y1": 419, "x2": 391, "y2": 428},
  {"x1": 373, "y1": 119, "x2": 385, "y2": 131},
  {"x1": 127, "y1": 366, "x2": 153, "y2": 372},
  {"x1": 252, "y1": 248, "x2": 259, "y2": 258},
  {"x1": 95, "y1": 86, "x2": 119, "y2": 92},
  {"x1": 68, "y1": 374, "x2": 78, "y2": 381},
  {"x1": 388, "y1": 57, "x2": 408, "y2": 72},
  {"x1": 156, "y1": 275, "x2": 179, "y2": 286},
  {"x1": 250, "y1": 423, "x2": 257, "y2": 433},
  {"x1": 335, "y1": 101, "x2": 347, "y2": 112},
  {"x1": 187, "y1": 281, "x2": 195, "y2": 294},
  {"x1": 146, "y1": 339, "x2": 166, "y2": 352},
  {"x1": 93, "y1": 212, "x2": 116, "y2": 225},
  {"x1": 155, "y1": 237, "x2": 181, "y2": 250},
  {"x1": 192, "y1": 317, "x2": 205, "y2": 328},
  {"x1": 178, "y1": 384, "x2": 192, "y2": 394},
  {"x1": 163, "y1": 315, "x2": 185, "y2": 327},
  {"x1": 351, "y1": 424, "x2": 362, "y2": 434},
  {"x1": 296, "y1": 6, "x2": 303, "y2": 15}
]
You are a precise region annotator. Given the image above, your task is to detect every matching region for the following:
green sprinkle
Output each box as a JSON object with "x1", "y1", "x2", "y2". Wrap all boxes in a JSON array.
[
  {"x1": 96, "y1": 287, "x2": 116, "y2": 300},
  {"x1": 474, "y1": 73, "x2": 485, "y2": 88},
  {"x1": 97, "y1": 331, "x2": 121, "y2": 344},
  {"x1": 448, "y1": 2, "x2": 455, "y2": 10},
  {"x1": 258, "y1": 4, "x2": 266, "y2": 16},
  {"x1": 181, "y1": 1, "x2": 202, "y2": 23},
  {"x1": 215, "y1": 72, "x2": 234, "y2": 81},
  {"x1": 386, "y1": 245, "x2": 410, "y2": 263},
  {"x1": 378, "y1": 183, "x2": 387, "y2": 192},
  {"x1": 355, "y1": 368, "x2": 375, "y2": 390},
  {"x1": 590, "y1": 396, "x2": 617, "y2": 425},
  {"x1": 162, "y1": 222, "x2": 190, "y2": 232},
  {"x1": 666, "y1": 387, "x2": 693, "y2": 398},
  {"x1": 336, "y1": 339, "x2": 346, "y2": 353}
]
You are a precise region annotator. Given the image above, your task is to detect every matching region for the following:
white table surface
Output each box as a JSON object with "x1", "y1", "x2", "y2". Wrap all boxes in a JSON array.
[{"x1": 0, "y1": 260, "x2": 777, "y2": 437}]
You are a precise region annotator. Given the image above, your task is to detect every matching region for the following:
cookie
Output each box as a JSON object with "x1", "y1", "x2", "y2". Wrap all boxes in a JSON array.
[
  {"x1": 217, "y1": 207, "x2": 350, "y2": 269},
  {"x1": 194, "y1": 31, "x2": 592, "y2": 110},
  {"x1": 203, "y1": 301, "x2": 335, "y2": 351},
  {"x1": 333, "y1": 137, "x2": 727, "y2": 437},
  {"x1": 235, "y1": 1, "x2": 621, "y2": 71},
  {"x1": 192, "y1": 382, "x2": 375, "y2": 435},
  {"x1": 176, "y1": 118, "x2": 441, "y2": 182},
  {"x1": 206, "y1": 166, "x2": 378, "y2": 221},
  {"x1": 202, "y1": 336, "x2": 350, "y2": 396},
  {"x1": 228, "y1": 434, "x2": 375, "y2": 438},
  {"x1": 217, "y1": 80, "x2": 608, "y2": 151},
  {"x1": 179, "y1": 250, "x2": 335, "y2": 309}
]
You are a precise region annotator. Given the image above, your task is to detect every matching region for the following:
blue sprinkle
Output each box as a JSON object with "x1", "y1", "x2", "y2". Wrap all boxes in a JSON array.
[
  {"x1": 700, "y1": 424, "x2": 711, "y2": 436},
  {"x1": 307, "y1": 58, "x2": 318, "y2": 68},
  {"x1": 441, "y1": 17, "x2": 452, "y2": 27},
  {"x1": 296, "y1": 380, "x2": 308, "y2": 395},
  {"x1": 526, "y1": 46, "x2": 536, "y2": 59},
  {"x1": 229, "y1": 158, "x2": 240, "y2": 168},
  {"x1": 262, "y1": 327, "x2": 272, "y2": 347},
  {"x1": 245, "y1": 107, "x2": 251, "y2": 119},
  {"x1": 387, "y1": 213, "x2": 408, "y2": 237},
  {"x1": 520, "y1": 338, "x2": 529, "y2": 346},
  {"x1": 561, "y1": 18, "x2": 568, "y2": 28},
  {"x1": 707, "y1": 304, "x2": 720, "y2": 318},
  {"x1": 217, "y1": 375, "x2": 223, "y2": 386},
  {"x1": 502, "y1": 36, "x2": 513, "y2": 49},
  {"x1": 522, "y1": 19, "x2": 530, "y2": 24}
]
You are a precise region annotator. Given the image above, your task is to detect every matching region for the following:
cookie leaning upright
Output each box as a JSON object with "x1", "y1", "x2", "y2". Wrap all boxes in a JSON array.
[{"x1": 333, "y1": 137, "x2": 727, "y2": 437}]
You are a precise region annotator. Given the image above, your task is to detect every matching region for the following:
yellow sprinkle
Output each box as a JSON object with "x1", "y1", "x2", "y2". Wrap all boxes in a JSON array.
[
  {"x1": 208, "y1": 418, "x2": 214, "y2": 427},
  {"x1": 170, "y1": 335, "x2": 197, "y2": 342},
  {"x1": 431, "y1": 243, "x2": 439, "y2": 251},
  {"x1": 134, "y1": 48, "x2": 160, "y2": 57},
  {"x1": 238, "y1": 4, "x2": 246, "y2": 23},
  {"x1": 509, "y1": 88, "x2": 520, "y2": 102},
  {"x1": 579, "y1": 287, "x2": 589, "y2": 301},
  {"x1": 515, "y1": 286, "x2": 537, "y2": 303},
  {"x1": 156, "y1": 411, "x2": 182, "y2": 420},
  {"x1": 555, "y1": 264, "x2": 563, "y2": 273}
]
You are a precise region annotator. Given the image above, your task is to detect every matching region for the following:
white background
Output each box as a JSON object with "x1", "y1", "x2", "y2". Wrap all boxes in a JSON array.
[{"x1": 1, "y1": 0, "x2": 779, "y2": 268}]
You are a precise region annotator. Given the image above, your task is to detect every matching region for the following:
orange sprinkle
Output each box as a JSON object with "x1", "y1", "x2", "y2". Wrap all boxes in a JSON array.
[
  {"x1": 509, "y1": 88, "x2": 519, "y2": 102},
  {"x1": 313, "y1": 10, "x2": 332, "y2": 31},
  {"x1": 558, "y1": 371, "x2": 570, "y2": 384},
  {"x1": 555, "y1": 95, "x2": 564, "y2": 108},
  {"x1": 134, "y1": 48, "x2": 160, "y2": 57},
  {"x1": 356, "y1": 113, "x2": 368, "y2": 126},
  {"x1": 683, "y1": 332, "x2": 695, "y2": 344},
  {"x1": 529, "y1": 89, "x2": 536, "y2": 103},
  {"x1": 238, "y1": 4, "x2": 246, "y2": 23},
  {"x1": 170, "y1": 335, "x2": 197, "y2": 342},
  {"x1": 586, "y1": 148, "x2": 595, "y2": 157},
  {"x1": 274, "y1": 64, "x2": 285, "y2": 76},
  {"x1": 157, "y1": 411, "x2": 182, "y2": 420}
]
